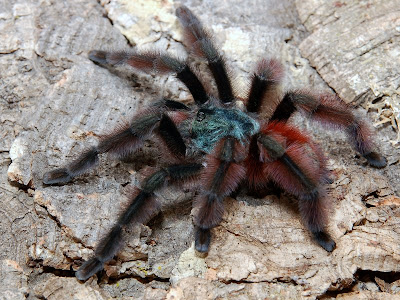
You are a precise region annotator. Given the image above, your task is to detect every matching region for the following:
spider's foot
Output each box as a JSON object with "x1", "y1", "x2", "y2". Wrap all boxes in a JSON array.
[
  {"x1": 75, "y1": 257, "x2": 104, "y2": 281},
  {"x1": 43, "y1": 168, "x2": 72, "y2": 185},
  {"x1": 363, "y1": 152, "x2": 387, "y2": 168},
  {"x1": 313, "y1": 231, "x2": 336, "y2": 252},
  {"x1": 88, "y1": 50, "x2": 108, "y2": 65},
  {"x1": 195, "y1": 227, "x2": 211, "y2": 253}
]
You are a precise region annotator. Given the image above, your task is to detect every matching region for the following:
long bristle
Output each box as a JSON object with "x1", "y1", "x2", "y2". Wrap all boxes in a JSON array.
[
  {"x1": 193, "y1": 193, "x2": 224, "y2": 229},
  {"x1": 246, "y1": 59, "x2": 284, "y2": 115},
  {"x1": 157, "y1": 114, "x2": 186, "y2": 158},
  {"x1": 298, "y1": 190, "x2": 329, "y2": 233},
  {"x1": 75, "y1": 257, "x2": 104, "y2": 281},
  {"x1": 219, "y1": 163, "x2": 246, "y2": 195},
  {"x1": 176, "y1": 5, "x2": 234, "y2": 102},
  {"x1": 43, "y1": 168, "x2": 72, "y2": 185},
  {"x1": 95, "y1": 225, "x2": 124, "y2": 261},
  {"x1": 120, "y1": 187, "x2": 161, "y2": 225},
  {"x1": 98, "y1": 108, "x2": 161, "y2": 158},
  {"x1": 98, "y1": 124, "x2": 142, "y2": 159}
]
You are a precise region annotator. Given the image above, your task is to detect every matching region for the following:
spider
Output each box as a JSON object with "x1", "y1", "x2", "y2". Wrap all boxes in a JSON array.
[{"x1": 43, "y1": 5, "x2": 387, "y2": 281}]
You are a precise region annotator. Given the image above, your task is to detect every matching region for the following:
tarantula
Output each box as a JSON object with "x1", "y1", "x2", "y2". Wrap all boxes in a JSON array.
[{"x1": 43, "y1": 5, "x2": 387, "y2": 281}]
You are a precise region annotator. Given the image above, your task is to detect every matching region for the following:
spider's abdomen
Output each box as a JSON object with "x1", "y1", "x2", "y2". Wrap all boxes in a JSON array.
[{"x1": 192, "y1": 107, "x2": 259, "y2": 153}]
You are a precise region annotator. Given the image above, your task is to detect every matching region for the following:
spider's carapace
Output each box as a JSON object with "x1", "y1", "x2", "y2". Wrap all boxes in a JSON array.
[{"x1": 192, "y1": 106, "x2": 260, "y2": 152}]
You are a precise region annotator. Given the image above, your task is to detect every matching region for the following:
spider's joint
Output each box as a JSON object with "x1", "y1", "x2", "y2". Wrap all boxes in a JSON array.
[
  {"x1": 142, "y1": 169, "x2": 168, "y2": 192},
  {"x1": 257, "y1": 134, "x2": 285, "y2": 160},
  {"x1": 159, "y1": 55, "x2": 186, "y2": 73}
]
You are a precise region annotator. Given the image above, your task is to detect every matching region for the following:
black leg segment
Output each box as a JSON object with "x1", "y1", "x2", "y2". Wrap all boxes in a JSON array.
[
  {"x1": 89, "y1": 50, "x2": 209, "y2": 106},
  {"x1": 75, "y1": 163, "x2": 203, "y2": 281},
  {"x1": 176, "y1": 5, "x2": 234, "y2": 103},
  {"x1": 43, "y1": 111, "x2": 162, "y2": 185},
  {"x1": 270, "y1": 91, "x2": 297, "y2": 121},
  {"x1": 157, "y1": 114, "x2": 187, "y2": 158},
  {"x1": 247, "y1": 59, "x2": 283, "y2": 113}
]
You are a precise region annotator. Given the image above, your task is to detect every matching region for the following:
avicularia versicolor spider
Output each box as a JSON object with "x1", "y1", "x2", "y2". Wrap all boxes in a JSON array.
[{"x1": 43, "y1": 5, "x2": 387, "y2": 281}]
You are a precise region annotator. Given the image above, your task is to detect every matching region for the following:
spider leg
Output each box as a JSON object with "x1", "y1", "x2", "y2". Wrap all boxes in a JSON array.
[
  {"x1": 257, "y1": 130, "x2": 336, "y2": 252},
  {"x1": 75, "y1": 163, "x2": 203, "y2": 281},
  {"x1": 157, "y1": 114, "x2": 187, "y2": 157},
  {"x1": 194, "y1": 138, "x2": 246, "y2": 252},
  {"x1": 89, "y1": 50, "x2": 208, "y2": 105},
  {"x1": 176, "y1": 5, "x2": 234, "y2": 103},
  {"x1": 270, "y1": 91, "x2": 387, "y2": 168},
  {"x1": 246, "y1": 59, "x2": 284, "y2": 114},
  {"x1": 43, "y1": 105, "x2": 188, "y2": 185}
]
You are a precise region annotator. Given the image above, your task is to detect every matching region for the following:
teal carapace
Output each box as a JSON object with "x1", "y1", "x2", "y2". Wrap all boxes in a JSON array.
[{"x1": 192, "y1": 107, "x2": 260, "y2": 153}]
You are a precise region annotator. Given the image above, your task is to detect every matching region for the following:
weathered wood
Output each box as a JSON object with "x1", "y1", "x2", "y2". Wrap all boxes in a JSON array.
[
  {"x1": 296, "y1": 0, "x2": 400, "y2": 145},
  {"x1": 2, "y1": 0, "x2": 399, "y2": 299}
]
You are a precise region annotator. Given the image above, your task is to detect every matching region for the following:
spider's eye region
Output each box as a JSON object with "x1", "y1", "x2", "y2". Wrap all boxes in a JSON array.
[{"x1": 196, "y1": 111, "x2": 206, "y2": 122}]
